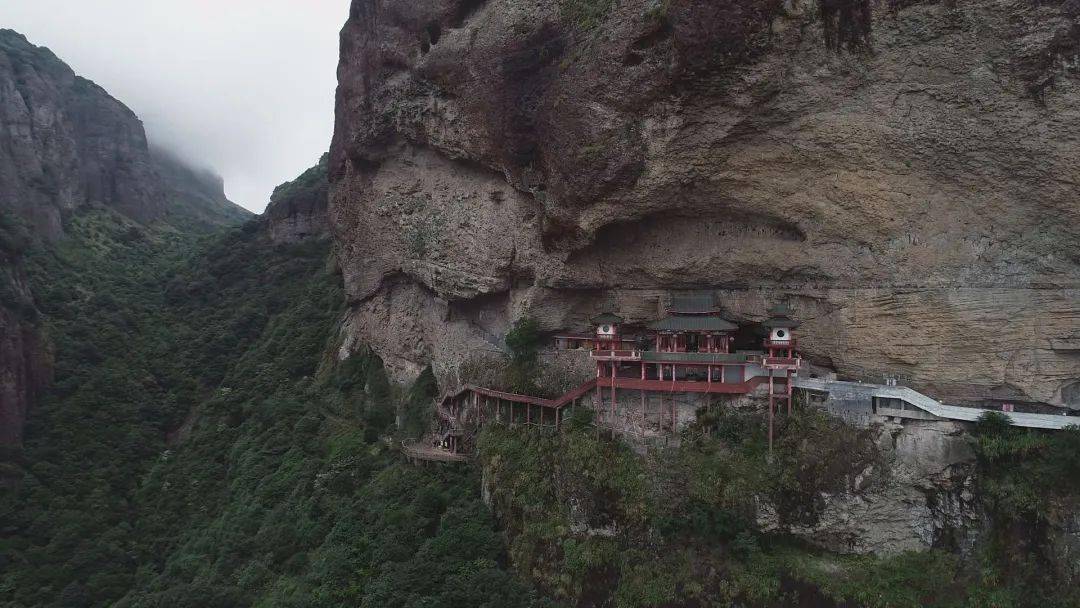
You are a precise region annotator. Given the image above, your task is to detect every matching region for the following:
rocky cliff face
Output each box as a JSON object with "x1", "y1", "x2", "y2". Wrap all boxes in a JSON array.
[
  {"x1": 0, "y1": 29, "x2": 166, "y2": 240},
  {"x1": 759, "y1": 417, "x2": 980, "y2": 555},
  {"x1": 330, "y1": 0, "x2": 1080, "y2": 409},
  {"x1": 0, "y1": 251, "x2": 49, "y2": 468},
  {"x1": 263, "y1": 154, "x2": 329, "y2": 243},
  {"x1": 151, "y1": 146, "x2": 251, "y2": 231}
]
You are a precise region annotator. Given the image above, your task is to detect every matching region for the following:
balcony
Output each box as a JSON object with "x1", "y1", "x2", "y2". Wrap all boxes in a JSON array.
[
  {"x1": 590, "y1": 349, "x2": 643, "y2": 361},
  {"x1": 763, "y1": 338, "x2": 797, "y2": 349},
  {"x1": 763, "y1": 357, "x2": 801, "y2": 369}
]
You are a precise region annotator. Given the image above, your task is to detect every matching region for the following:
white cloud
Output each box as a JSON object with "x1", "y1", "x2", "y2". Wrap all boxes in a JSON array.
[{"x1": 0, "y1": 0, "x2": 347, "y2": 212}]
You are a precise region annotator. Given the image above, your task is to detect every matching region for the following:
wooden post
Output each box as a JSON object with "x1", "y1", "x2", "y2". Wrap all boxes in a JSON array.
[
  {"x1": 768, "y1": 371, "x2": 775, "y2": 455},
  {"x1": 596, "y1": 392, "x2": 602, "y2": 426},
  {"x1": 610, "y1": 362, "x2": 617, "y2": 425},
  {"x1": 787, "y1": 369, "x2": 793, "y2": 415}
]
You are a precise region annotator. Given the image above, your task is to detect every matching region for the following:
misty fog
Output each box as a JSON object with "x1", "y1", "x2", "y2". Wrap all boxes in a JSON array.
[{"x1": 0, "y1": 0, "x2": 348, "y2": 212}]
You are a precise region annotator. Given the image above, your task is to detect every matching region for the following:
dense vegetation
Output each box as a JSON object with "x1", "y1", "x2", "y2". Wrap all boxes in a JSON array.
[
  {"x1": 968, "y1": 412, "x2": 1080, "y2": 606},
  {"x1": 0, "y1": 209, "x2": 544, "y2": 607},
  {"x1": 478, "y1": 406, "x2": 1080, "y2": 608},
  {"x1": 3, "y1": 204, "x2": 1079, "y2": 608},
  {"x1": 477, "y1": 407, "x2": 938, "y2": 607},
  {"x1": 268, "y1": 153, "x2": 328, "y2": 205}
]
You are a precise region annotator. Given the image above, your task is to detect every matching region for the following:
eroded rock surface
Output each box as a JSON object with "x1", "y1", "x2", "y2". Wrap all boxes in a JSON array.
[
  {"x1": 0, "y1": 29, "x2": 165, "y2": 239},
  {"x1": 0, "y1": 253, "x2": 49, "y2": 468},
  {"x1": 329, "y1": 0, "x2": 1080, "y2": 407},
  {"x1": 758, "y1": 418, "x2": 980, "y2": 555},
  {"x1": 263, "y1": 154, "x2": 330, "y2": 243}
]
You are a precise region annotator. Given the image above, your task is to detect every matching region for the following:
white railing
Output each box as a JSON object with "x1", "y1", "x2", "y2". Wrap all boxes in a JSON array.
[{"x1": 794, "y1": 378, "x2": 1079, "y2": 430}]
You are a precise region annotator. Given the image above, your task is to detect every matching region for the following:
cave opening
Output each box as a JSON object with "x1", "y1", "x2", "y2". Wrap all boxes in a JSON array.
[{"x1": 730, "y1": 322, "x2": 766, "y2": 352}]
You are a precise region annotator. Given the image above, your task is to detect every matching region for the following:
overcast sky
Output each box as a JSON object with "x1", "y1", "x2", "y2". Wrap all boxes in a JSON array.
[{"x1": 0, "y1": 0, "x2": 348, "y2": 212}]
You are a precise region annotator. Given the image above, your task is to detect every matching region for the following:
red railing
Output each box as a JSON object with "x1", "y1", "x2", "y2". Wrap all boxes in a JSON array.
[
  {"x1": 438, "y1": 378, "x2": 600, "y2": 412},
  {"x1": 763, "y1": 357, "x2": 800, "y2": 368},
  {"x1": 590, "y1": 349, "x2": 642, "y2": 360},
  {"x1": 602, "y1": 376, "x2": 768, "y2": 394},
  {"x1": 763, "y1": 338, "x2": 798, "y2": 348}
]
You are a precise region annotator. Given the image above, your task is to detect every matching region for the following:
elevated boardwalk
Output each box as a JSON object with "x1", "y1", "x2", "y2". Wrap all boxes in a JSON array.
[
  {"x1": 401, "y1": 441, "x2": 469, "y2": 464},
  {"x1": 436, "y1": 378, "x2": 600, "y2": 417},
  {"x1": 436, "y1": 375, "x2": 769, "y2": 417},
  {"x1": 794, "y1": 378, "x2": 1079, "y2": 430}
]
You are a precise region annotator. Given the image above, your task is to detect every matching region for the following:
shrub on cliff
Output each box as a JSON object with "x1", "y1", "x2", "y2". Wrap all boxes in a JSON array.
[
  {"x1": 505, "y1": 317, "x2": 543, "y2": 395},
  {"x1": 0, "y1": 213, "x2": 32, "y2": 255},
  {"x1": 971, "y1": 411, "x2": 1080, "y2": 599}
]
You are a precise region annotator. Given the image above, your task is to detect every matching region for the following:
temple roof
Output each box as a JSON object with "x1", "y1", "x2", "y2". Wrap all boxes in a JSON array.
[
  {"x1": 763, "y1": 302, "x2": 800, "y2": 329},
  {"x1": 592, "y1": 312, "x2": 624, "y2": 324},
  {"x1": 669, "y1": 293, "x2": 720, "y2": 314},
  {"x1": 648, "y1": 315, "x2": 737, "y2": 332}
]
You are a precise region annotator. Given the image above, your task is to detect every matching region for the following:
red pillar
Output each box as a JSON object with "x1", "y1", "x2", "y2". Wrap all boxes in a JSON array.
[
  {"x1": 768, "y1": 371, "x2": 775, "y2": 455},
  {"x1": 786, "y1": 369, "x2": 793, "y2": 415},
  {"x1": 611, "y1": 362, "x2": 617, "y2": 425}
]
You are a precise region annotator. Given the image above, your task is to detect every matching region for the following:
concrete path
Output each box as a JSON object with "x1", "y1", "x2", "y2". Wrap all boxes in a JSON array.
[{"x1": 794, "y1": 378, "x2": 1078, "y2": 430}]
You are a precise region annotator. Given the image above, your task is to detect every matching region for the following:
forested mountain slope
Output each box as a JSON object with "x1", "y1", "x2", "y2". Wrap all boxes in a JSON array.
[{"x1": 0, "y1": 29, "x2": 250, "y2": 472}]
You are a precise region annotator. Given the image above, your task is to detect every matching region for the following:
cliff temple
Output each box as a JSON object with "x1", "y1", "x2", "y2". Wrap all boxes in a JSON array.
[
  {"x1": 584, "y1": 296, "x2": 801, "y2": 447},
  {"x1": 404, "y1": 294, "x2": 806, "y2": 463}
]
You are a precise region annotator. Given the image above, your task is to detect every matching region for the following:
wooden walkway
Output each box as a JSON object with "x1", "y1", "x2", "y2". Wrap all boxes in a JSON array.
[
  {"x1": 403, "y1": 374, "x2": 773, "y2": 462},
  {"x1": 401, "y1": 441, "x2": 469, "y2": 464},
  {"x1": 436, "y1": 376, "x2": 767, "y2": 414}
]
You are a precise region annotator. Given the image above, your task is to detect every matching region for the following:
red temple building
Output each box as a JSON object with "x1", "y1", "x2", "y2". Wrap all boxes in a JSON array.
[
  {"x1": 422, "y1": 294, "x2": 803, "y2": 460},
  {"x1": 586, "y1": 296, "x2": 801, "y2": 444}
]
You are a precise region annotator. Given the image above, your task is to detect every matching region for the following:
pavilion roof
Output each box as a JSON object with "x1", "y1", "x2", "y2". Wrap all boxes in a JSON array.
[
  {"x1": 669, "y1": 293, "x2": 720, "y2": 314},
  {"x1": 763, "y1": 302, "x2": 800, "y2": 329},
  {"x1": 592, "y1": 312, "x2": 624, "y2": 324},
  {"x1": 648, "y1": 315, "x2": 737, "y2": 332}
]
